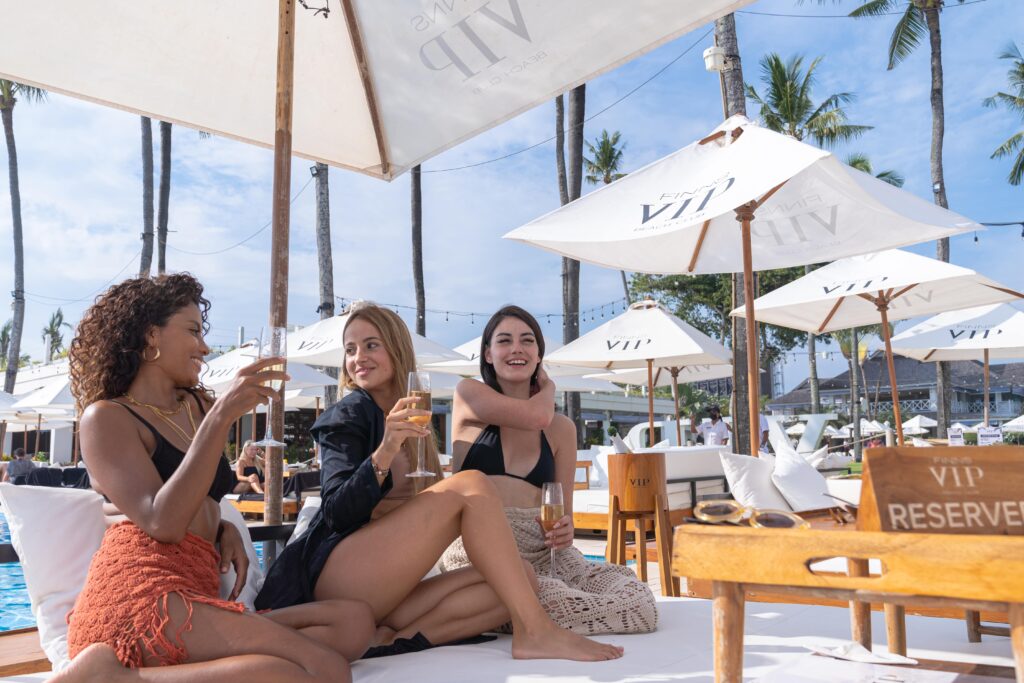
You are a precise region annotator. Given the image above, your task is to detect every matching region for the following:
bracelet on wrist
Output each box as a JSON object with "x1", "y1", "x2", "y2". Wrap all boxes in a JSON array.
[{"x1": 371, "y1": 457, "x2": 389, "y2": 478}]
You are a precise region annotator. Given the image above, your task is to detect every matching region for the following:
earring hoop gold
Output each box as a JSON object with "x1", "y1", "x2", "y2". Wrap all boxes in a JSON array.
[{"x1": 142, "y1": 347, "x2": 161, "y2": 363}]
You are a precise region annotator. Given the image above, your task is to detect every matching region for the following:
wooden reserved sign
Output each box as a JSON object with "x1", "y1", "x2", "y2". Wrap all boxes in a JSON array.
[{"x1": 860, "y1": 446, "x2": 1024, "y2": 535}]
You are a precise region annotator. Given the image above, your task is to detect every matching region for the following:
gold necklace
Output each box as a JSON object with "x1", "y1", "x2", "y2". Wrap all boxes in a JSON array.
[
  {"x1": 124, "y1": 392, "x2": 184, "y2": 416},
  {"x1": 134, "y1": 397, "x2": 197, "y2": 446}
]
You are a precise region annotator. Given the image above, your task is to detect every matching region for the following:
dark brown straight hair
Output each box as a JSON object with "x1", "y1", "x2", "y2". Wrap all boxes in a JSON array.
[{"x1": 479, "y1": 305, "x2": 545, "y2": 394}]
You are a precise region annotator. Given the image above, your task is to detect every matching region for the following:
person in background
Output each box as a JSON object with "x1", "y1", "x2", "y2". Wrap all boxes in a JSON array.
[
  {"x1": 690, "y1": 404, "x2": 730, "y2": 446},
  {"x1": 759, "y1": 414, "x2": 771, "y2": 454},
  {"x1": 234, "y1": 440, "x2": 265, "y2": 494},
  {"x1": 3, "y1": 448, "x2": 35, "y2": 482}
]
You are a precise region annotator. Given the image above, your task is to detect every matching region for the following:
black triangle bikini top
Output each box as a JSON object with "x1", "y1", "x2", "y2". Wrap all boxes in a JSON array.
[{"x1": 460, "y1": 424, "x2": 556, "y2": 489}]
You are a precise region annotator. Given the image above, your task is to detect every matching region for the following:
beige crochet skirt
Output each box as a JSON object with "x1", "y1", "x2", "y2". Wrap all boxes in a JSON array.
[{"x1": 440, "y1": 507, "x2": 657, "y2": 635}]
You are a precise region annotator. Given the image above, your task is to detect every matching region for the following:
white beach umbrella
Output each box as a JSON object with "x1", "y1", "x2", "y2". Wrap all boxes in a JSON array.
[
  {"x1": 287, "y1": 314, "x2": 465, "y2": 368},
  {"x1": 586, "y1": 363, "x2": 734, "y2": 387},
  {"x1": 504, "y1": 115, "x2": 977, "y2": 452},
  {"x1": 202, "y1": 343, "x2": 338, "y2": 392},
  {"x1": 424, "y1": 336, "x2": 628, "y2": 383},
  {"x1": 891, "y1": 302, "x2": 1024, "y2": 426},
  {"x1": 785, "y1": 422, "x2": 806, "y2": 436},
  {"x1": 10, "y1": 374, "x2": 75, "y2": 412},
  {"x1": 543, "y1": 300, "x2": 732, "y2": 446},
  {"x1": 1002, "y1": 414, "x2": 1024, "y2": 432},
  {"x1": 902, "y1": 414, "x2": 937, "y2": 436},
  {"x1": 734, "y1": 250, "x2": 1023, "y2": 444}
]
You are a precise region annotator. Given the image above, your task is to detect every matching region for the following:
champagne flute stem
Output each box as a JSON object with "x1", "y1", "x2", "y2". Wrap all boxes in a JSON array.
[
  {"x1": 550, "y1": 546, "x2": 556, "y2": 578},
  {"x1": 417, "y1": 436, "x2": 425, "y2": 473}
]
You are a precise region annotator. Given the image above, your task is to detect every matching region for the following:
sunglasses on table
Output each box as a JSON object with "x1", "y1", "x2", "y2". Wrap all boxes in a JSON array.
[{"x1": 692, "y1": 500, "x2": 810, "y2": 529}]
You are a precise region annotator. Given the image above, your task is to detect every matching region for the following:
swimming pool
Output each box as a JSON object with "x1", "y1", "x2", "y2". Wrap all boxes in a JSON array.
[{"x1": 0, "y1": 511, "x2": 34, "y2": 632}]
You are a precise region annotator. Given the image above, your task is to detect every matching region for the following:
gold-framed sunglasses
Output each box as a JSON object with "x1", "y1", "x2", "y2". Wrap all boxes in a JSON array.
[{"x1": 693, "y1": 500, "x2": 810, "y2": 529}]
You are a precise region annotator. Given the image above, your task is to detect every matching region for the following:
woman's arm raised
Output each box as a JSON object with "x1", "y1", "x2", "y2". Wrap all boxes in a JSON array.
[{"x1": 454, "y1": 375, "x2": 555, "y2": 432}]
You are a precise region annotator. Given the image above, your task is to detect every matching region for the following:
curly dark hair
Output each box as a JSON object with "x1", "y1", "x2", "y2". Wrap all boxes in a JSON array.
[{"x1": 69, "y1": 273, "x2": 211, "y2": 410}]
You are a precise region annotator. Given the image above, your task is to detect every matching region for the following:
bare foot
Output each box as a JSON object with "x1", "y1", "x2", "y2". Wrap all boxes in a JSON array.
[
  {"x1": 48, "y1": 644, "x2": 129, "y2": 682},
  {"x1": 512, "y1": 624, "x2": 624, "y2": 662}
]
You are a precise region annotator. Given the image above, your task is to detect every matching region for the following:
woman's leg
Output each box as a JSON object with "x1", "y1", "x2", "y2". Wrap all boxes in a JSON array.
[
  {"x1": 263, "y1": 599, "x2": 376, "y2": 661},
  {"x1": 315, "y1": 470, "x2": 622, "y2": 661},
  {"x1": 51, "y1": 596, "x2": 371, "y2": 683}
]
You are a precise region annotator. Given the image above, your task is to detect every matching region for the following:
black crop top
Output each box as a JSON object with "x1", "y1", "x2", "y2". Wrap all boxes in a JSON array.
[
  {"x1": 114, "y1": 389, "x2": 235, "y2": 502},
  {"x1": 460, "y1": 424, "x2": 556, "y2": 489}
]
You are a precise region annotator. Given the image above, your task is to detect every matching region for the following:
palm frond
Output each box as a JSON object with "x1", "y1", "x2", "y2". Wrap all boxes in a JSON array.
[
  {"x1": 990, "y1": 131, "x2": 1024, "y2": 160},
  {"x1": 1008, "y1": 146, "x2": 1024, "y2": 185},
  {"x1": 887, "y1": 3, "x2": 925, "y2": 70},
  {"x1": 845, "y1": 153, "x2": 872, "y2": 173},
  {"x1": 997, "y1": 42, "x2": 1024, "y2": 63},
  {"x1": 807, "y1": 109, "x2": 872, "y2": 147},
  {"x1": 875, "y1": 169, "x2": 905, "y2": 187},
  {"x1": 849, "y1": 0, "x2": 900, "y2": 18}
]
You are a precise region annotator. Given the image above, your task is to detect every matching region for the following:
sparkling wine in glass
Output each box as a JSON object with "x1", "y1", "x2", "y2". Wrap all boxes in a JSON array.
[
  {"x1": 406, "y1": 371, "x2": 435, "y2": 478},
  {"x1": 541, "y1": 481, "x2": 564, "y2": 578},
  {"x1": 253, "y1": 326, "x2": 287, "y2": 448}
]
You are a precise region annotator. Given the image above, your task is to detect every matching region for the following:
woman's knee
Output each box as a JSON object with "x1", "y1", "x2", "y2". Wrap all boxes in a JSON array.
[
  {"x1": 446, "y1": 469, "x2": 498, "y2": 496},
  {"x1": 305, "y1": 646, "x2": 351, "y2": 682}
]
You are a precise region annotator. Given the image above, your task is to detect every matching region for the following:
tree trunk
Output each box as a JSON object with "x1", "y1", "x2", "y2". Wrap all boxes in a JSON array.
[
  {"x1": 2, "y1": 104, "x2": 25, "y2": 393},
  {"x1": 716, "y1": 14, "x2": 751, "y2": 456},
  {"x1": 313, "y1": 162, "x2": 338, "y2": 406},
  {"x1": 554, "y1": 95, "x2": 569, "y2": 206},
  {"x1": 860, "y1": 358, "x2": 872, "y2": 421},
  {"x1": 923, "y1": 4, "x2": 953, "y2": 435},
  {"x1": 411, "y1": 165, "x2": 426, "y2": 337},
  {"x1": 619, "y1": 270, "x2": 631, "y2": 303},
  {"x1": 851, "y1": 327, "x2": 862, "y2": 461},
  {"x1": 564, "y1": 85, "x2": 585, "y2": 448},
  {"x1": 138, "y1": 116, "x2": 154, "y2": 277},
  {"x1": 156, "y1": 121, "x2": 172, "y2": 275}
]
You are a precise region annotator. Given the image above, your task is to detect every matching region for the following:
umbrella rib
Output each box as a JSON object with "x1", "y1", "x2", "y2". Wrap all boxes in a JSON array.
[
  {"x1": 340, "y1": 0, "x2": 391, "y2": 177},
  {"x1": 817, "y1": 296, "x2": 846, "y2": 333},
  {"x1": 981, "y1": 284, "x2": 1024, "y2": 300},
  {"x1": 889, "y1": 284, "x2": 916, "y2": 303},
  {"x1": 754, "y1": 180, "x2": 787, "y2": 210},
  {"x1": 687, "y1": 220, "x2": 712, "y2": 273},
  {"x1": 923, "y1": 349, "x2": 936, "y2": 361},
  {"x1": 698, "y1": 130, "x2": 727, "y2": 145}
]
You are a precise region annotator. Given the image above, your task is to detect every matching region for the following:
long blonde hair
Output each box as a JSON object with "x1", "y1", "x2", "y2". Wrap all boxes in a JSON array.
[
  {"x1": 239, "y1": 440, "x2": 264, "y2": 473},
  {"x1": 342, "y1": 303, "x2": 444, "y2": 484}
]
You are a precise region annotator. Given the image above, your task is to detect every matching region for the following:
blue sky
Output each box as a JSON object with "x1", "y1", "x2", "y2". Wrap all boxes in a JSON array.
[{"x1": 1, "y1": 0, "x2": 1021, "y2": 392}]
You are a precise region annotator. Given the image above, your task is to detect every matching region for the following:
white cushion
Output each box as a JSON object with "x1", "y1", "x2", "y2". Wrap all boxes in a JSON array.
[
  {"x1": 718, "y1": 452, "x2": 790, "y2": 511},
  {"x1": 0, "y1": 483, "x2": 264, "y2": 670},
  {"x1": 289, "y1": 495, "x2": 322, "y2": 544},
  {"x1": 0, "y1": 484, "x2": 104, "y2": 670},
  {"x1": 802, "y1": 445, "x2": 830, "y2": 468},
  {"x1": 911, "y1": 437, "x2": 934, "y2": 448},
  {"x1": 589, "y1": 447, "x2": 612, "y2": 488},
  {"x1": 771, "y1": 446, "x2": 830, "y2": 512}
]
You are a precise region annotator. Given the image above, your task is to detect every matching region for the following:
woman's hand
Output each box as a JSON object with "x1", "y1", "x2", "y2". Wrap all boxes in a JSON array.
[
  {"x1": 536, "y1": 513, "x2": 575, "y2": 550},
  {"x1": 211, "y1": 357, "x2": 291, "y2": 424},
  {"x1": 375, "y1": 396, "x2": 430, "y2": 468},
  {"x1": 217, "y1": 522, "x2": 249, "y2": 601}
]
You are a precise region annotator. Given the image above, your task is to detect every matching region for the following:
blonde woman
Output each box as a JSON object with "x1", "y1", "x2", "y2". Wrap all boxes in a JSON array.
[
  {"x1": 233, "y1": 440, "x2": 265, "y2": 494},
  {"x1": 255, "y1": 303, "x2": 622, "y2": 662}
]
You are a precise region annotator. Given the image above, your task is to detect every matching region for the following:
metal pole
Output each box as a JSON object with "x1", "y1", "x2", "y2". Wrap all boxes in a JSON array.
[
  {"x1": 983, "y1": 349, "x2": 990, "y2": 427},
  {"x1": 647, "y1": 359, "x2": 655, "y2": 447}
]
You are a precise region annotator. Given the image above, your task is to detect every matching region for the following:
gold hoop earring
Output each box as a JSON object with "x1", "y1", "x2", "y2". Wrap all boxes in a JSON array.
[{"x1": 142, "y1": 347, "x2": 161, "y2": 363}]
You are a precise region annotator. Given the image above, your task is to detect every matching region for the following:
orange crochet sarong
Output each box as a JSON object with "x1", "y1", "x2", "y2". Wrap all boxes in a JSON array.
[{"x1": 67, "y1": 521, "x2": 246, "y2": 668}]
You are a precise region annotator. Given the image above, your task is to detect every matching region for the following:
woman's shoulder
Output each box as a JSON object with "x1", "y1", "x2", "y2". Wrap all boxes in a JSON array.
[
  {"x1": 312, "y1": 389, "x2": 376, "y2": 431},
  {"x1": 81, "y1": 398, "x2": 134, "y2": 426},
  {"x1": 547, "y1": 414, "x2": 577, "y2": 444}
]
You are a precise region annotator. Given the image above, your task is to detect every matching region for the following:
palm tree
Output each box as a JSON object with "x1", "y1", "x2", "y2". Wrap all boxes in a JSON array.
[
  {"x1": 410, "y1": 165, "x2": 426, "y2": 337},
  {"x1": 0, "y1": 319, "x2": 11, "y2": 370},
  {"x1": 845, "y1": 0, "x2": 964, "y2": 438},
  {"x1": 845, "y1": 153, "x2": 906, "y2": 187},
  {"x1": 41, "y1": 308, "x2": 72, "y2": 363},
  {"x1": 984, "y1": 42, "x2": 1024, "y2": 186},
  {"x1": 1, "y1": 80, "x2": 45, "y2": 393},
  {"x1": 138, "y1": 116, "x2": 154, "y2": 277},
  {"x1": 747, "y1": 52, "x2": 871, "y2": 415},
  {"x1": 584, "y1": 130, "x2": 631, "y2": 303},
  {"x1": 311, "y1": 162, "x2": 338, "y2": 405},
  {"x1": 157, "y1": 121, "x2": 172, "y2": 274}
]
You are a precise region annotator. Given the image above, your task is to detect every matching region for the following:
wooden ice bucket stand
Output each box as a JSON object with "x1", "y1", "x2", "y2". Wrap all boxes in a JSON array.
[{"x1": 607, "y1": 452, "x2": 678, "y2": 596}]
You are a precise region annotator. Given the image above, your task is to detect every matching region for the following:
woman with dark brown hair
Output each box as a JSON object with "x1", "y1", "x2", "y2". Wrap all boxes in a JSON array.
[
  {"x1": 55, "y1": 274, "x2": 374, "y2": 683},
  {"x1": 256, "y1": 302, "x2": 623, "y2": 662}
]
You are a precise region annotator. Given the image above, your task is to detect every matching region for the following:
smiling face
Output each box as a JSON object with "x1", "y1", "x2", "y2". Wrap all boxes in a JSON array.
[
  {"x1": 484, "y1": 316, "x2": 541, "y2": 386},
  {"x1": 344, "y1": 317, "x2": 395, "y2": 397},
  {"x1": 148, "y1": 303, "x2": 209, "y2": 387}
]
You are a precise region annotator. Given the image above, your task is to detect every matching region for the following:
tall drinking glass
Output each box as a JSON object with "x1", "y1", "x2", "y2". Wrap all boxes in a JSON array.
[
  {"x1": 253, "y1": 326, "x2": 287, "y2": 448},
  {"x1": 406, "y1": 371, "x2": 435, "y2": 478},
  {"x1": 541, "y1": 481, "x2": 564, "y2": 578}
]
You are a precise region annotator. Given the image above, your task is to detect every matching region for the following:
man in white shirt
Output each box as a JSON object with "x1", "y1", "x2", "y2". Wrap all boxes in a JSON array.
[
  {"x1": 691, "y1": 404, "x2": 731, "y2": 446},
  {"x1": 759, "y1": 414, "x2": 770, "y2": 453}
]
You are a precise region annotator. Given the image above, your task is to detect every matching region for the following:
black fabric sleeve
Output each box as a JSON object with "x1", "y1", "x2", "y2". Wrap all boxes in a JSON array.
[{"x1": 314, "y1": 401, "x2": 393, "y2": 534}]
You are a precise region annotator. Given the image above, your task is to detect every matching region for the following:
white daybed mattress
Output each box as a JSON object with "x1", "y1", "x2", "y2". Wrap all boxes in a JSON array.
[{"x1": 7, "y1": 597, "x2": 1013, "y2": 682}]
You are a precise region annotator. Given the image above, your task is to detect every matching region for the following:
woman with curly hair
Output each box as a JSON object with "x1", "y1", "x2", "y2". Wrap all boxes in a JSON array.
[{"x1": 55, "y1": 274, "x2": 374, "y2": 683}]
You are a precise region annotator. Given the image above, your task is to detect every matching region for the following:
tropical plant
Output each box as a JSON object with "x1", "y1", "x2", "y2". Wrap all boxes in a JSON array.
[
  {"x1": 747, "y1": 52, "x2": 871, "y2": 415},
  {"x1": 41, "y1": 308, "x2": 72, "y2": 363},
  {"x1": 584, "y1": 129, "x2": 632, "y2": 303},
  {"x1": 139, "y1": 116, "x2": 154, "y2": 277},
  {"x1": 0, "y1": 319, "x2": 10, "y2": 369},
  {"x1": 845, "y1": 153, "x2": 905, "y2": 187},
  {"x1": 983, "y1": 42, "x2": 1024, "y2": 185},
  {"x1": 1, "y1": 80, "x2": 45, "y2": 393}
]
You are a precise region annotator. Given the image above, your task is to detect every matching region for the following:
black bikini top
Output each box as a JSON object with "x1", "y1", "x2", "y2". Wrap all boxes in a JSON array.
[
  {"x1": 114, "y1": 388, "x2": 236, "y2": 502},
  {"x1": 460, "y1": 424, "x2": 556, "y2": 489}
]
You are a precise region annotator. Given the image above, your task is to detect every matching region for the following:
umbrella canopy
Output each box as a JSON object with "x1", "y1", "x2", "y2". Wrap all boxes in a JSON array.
[
  {"x1": 202, "y1": 344, "x2": 338, "y2": 392},
  {"x1": 586, "y1": 363, "x2": 734, "y2": 387},
  {"x1": 424, "y1": 336, "x2": 630, "y2": 382},
  {"x1": 891, "y1": 303, "x2": 1024, "y2": 427},
  {"x1": 544, "y1": 300, "x2": 731, "y2": 445},
  {"x1": 10, "y1": 374, "x2": 75, "y2": 412},
  {"x1": 287, "y1": 314, "x2": 465, "y2": 368},
  {"x1": 785, "y1": 422, "x2": 806, "y2": 436},
  {"x1": 0, "y1": 0, "x2": 753, "y2": 180},
  {"x1": 1002, "y1": 415, "x2": 1024, "y2": 432},
  {"x1": 735, "y1": 249, "x2": 1023, "y2": 444},
  {"x1": 903, "y1": 415, "x2": 937, "y2": 432}
]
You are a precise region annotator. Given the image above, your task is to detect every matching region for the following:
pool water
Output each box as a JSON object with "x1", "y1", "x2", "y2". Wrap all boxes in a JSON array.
[{"x1": 0, "y1": 511, "x2": 34, "y2": 632}]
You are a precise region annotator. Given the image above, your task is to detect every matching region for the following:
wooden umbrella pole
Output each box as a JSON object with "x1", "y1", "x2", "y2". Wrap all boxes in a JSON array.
[
  {"x1": 647, "y1": 358, "x2": 655, "y2": 447},
  {"x1": 0, "y1": 420, "x2": 6, "y2": 457},
  {"x1": 34, "y1": 414, "x2": 41, "y2": 456},
  {"x1": 250, "y1": 408, "x2": 257, "y2": 441},
  {"x1": 314, "y1": 396, "x2": 321, "y2": 462},
  {"x1": 671, "y1": 368, "x2": 681, "y2": 447},
  {"x1": 983, "y1": 349, "x2": 990, "y2": 427},
  {"x1": 738, "y1": 205, "x2": 761, "y2": 457},
  {"x1": 876, "y1": 300, "x2": 905, "y2": 446}
]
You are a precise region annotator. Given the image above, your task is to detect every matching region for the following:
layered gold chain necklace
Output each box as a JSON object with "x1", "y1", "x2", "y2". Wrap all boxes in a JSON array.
[{"x1": 124, "y1": 393, "x2": 197, "y2": 445}]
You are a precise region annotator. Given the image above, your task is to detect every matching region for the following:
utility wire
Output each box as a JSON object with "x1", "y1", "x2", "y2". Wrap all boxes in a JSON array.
[{"x1": 737, "y1": 0, "x2": 987, "y2": 18}]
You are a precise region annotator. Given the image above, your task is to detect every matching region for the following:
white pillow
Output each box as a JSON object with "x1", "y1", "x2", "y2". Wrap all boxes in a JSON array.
[
  {"x1": 0, "y1": 483, "x2": 265, "y2": 670},
  {"x1": 771, "y1": 446, "x2": 830, "y2": 512},
  {"x1": 802, "y1": 445, "x2": 830, "y2": 468},
  {"x1": 0, "y1": 484, "x2": 104, "y2": 670},
  {"x1": 718, "y1": 452, "x2": 790, "y2": 511},
  {"x1": 589, "y1": 448, "x2": 612, "y2": 488},
  {"x1": 289, "y1": 495, "x2": 322, "y2": 544},
  {"x1": 911, "y1": 437, "x2": 934, "y2": 448}
]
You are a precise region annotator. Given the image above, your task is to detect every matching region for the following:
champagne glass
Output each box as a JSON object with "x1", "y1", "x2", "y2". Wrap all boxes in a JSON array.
[
  {"x1": 541, "y1": 481, "x2": 564, "y2": 578},
  {"x1": 406, "y1": 371, "x2": 435, "y2": 478},
  {"x1": 253, "y1": 326, "x2": 287, "y2": 448}
]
